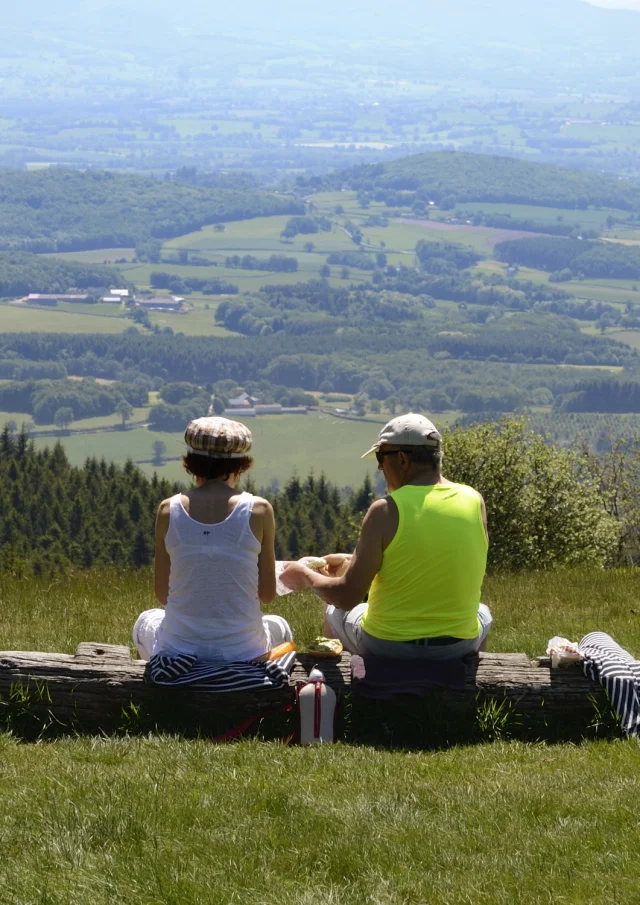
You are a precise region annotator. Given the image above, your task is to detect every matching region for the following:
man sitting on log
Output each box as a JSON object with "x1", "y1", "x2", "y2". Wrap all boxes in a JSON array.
[{"x1": 281, "y1": 413, "x2": 492, "y2": 660}]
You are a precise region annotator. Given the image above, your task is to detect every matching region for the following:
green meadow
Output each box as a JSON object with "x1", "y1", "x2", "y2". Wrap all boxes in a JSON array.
[
  {"x1": 164, "y1": 215, "x2": 354, "y2": 254},
  {"x1": 28, "y1": 413, "x2": 382, "y2": 489},
  {"x1": 2, "y1": 567, "x2": 640, "y2": 904},
  {"x1": 0, "y1": 302, "x2": 133, "y2": 334},
  {"x1": 456, "y1": 200, "x2": 618, "y2": 231}
]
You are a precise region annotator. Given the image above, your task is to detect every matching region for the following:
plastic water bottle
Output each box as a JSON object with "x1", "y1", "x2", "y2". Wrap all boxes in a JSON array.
[{"x1": 298, "y1": 667, "x2": 337, "y2": 744}]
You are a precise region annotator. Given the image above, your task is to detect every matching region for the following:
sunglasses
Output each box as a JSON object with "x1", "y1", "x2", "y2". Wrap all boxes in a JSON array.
[{"x1": 375, "y1": 449, "x2": 411, "y2": 465}]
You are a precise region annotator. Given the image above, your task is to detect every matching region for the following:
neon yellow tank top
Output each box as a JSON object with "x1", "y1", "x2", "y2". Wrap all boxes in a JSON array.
[{"x1": 361, "y1": 483, "x2": 488, "y2": 641}]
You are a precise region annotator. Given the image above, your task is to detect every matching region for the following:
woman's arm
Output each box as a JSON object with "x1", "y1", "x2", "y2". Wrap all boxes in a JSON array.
[
  {"x1": 250, "y1": 498, "x2": 277, "y2": 605},
  {"x1": 153, "y1": 499, "x2": 171, "y2": 606}
]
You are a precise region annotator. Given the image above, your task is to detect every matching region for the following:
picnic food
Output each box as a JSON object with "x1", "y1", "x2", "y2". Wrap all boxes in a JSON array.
[
  {"x1": 298, "y1": 556, "x2": 328, "y2": 572},
  {"x1": 306, "y1": 637, "x2": 343, "y2": 657}
]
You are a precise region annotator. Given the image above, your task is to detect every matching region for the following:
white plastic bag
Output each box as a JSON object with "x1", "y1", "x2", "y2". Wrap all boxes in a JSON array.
[{"x1": 546, "y1": 636, "x2": 583, "y2": 669}]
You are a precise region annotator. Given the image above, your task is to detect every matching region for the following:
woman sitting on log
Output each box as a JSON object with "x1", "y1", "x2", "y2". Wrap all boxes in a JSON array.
[{"x1": 133, "y1": 416, "x2": 292, "y2": 662}]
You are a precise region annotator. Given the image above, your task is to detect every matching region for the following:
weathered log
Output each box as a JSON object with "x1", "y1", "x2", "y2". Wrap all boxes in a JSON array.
[
  {"x1": 0, "y1": 644, "x2": 351, "y2": 735},
  {"x1": 0, "y1": 644, "x2": 611, "y2": 740}
]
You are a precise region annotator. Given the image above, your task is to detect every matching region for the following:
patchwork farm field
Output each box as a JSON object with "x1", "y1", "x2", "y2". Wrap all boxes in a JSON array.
[{"x1": 13, "y1": 195, "x2": 640, "y2": 344}]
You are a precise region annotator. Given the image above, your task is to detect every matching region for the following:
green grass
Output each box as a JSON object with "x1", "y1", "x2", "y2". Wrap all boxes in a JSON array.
[
  {"x1": 145, "y1": 301, "x2": 238, "y2": 337},
  {"x1": 0, "y1": 303, "x2": 137, "y2": 334},
  {"x1": 25, "y1": 413, "x2": 380, "y2": 488},
  {"x1": 164, "y1": 217, "x2": 354, "y2": 255},
  {"x1": 2, "y1": 568, "x2": 640, "y2": 902},
  {"x1": 138, "y1": 413, "x2": 381, "y2": 488},
  {"x1": 474, "y1": 261, "x2": 640, "y2": 306},
  {"x1": 455, "y1": 201, "x2": 615, "y2": 230},
  {"x1": 606, "y1": 329, "x2": 640, "y2": 349},
  {"x1": 3, "y1": 566, "x2": 639, "y2": 660},
  {"x1": 30, "y1": 427, "x2": 172, "y2": 468},
  {"x1": 0, "y1": 731, "x2": 637, "y2": 905},
  {"x1": 0, "y1": 297, "x2": 240, "y2": 339}
]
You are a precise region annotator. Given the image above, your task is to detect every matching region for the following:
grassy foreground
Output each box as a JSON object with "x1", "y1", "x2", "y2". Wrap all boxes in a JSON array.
[
  {"x1": 2, "y1": 568, "x2": 640, "y2": 904},
  {"x1": 1, "y1": 734, "x2": 638, "y2": 905},
  {"x1": 2, "y1": 566, "x2": 640, "y2": 658}
]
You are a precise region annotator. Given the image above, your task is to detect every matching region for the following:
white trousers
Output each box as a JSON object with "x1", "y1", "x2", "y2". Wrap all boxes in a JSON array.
[{"x1": 132, "y1": 608, "x2": 293, "y2": 662}]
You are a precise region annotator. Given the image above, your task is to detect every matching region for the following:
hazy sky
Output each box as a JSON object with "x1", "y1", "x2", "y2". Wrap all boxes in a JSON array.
[{"x1": 590, "y1": 0, "x2": 640, "y2": 8}]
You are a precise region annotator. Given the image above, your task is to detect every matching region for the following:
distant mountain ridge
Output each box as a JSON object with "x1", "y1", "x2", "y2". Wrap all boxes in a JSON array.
[{"x1": 12, "y1": 0, "x2": 640, "y2": 47}]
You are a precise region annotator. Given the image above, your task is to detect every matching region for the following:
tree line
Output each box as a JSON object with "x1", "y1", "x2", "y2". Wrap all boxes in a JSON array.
[
  {"x1": 495, "y1": 235, "x2": 640, "y2": 280},
  {"x1": 149, "y1": 272, "x2": 239, "y2": 295},
  {"x1": 0, "y1": 252, "x2": 126, "y2": 298},
  {"x1": 1, "y1": 325, "x2": 636, "y2": 417},
  {"x1": 5, "y1": 418, "x2": 640, "y2": 576},
  {"x1": 0, "y1": 377, "x2": 149, "y2": 424}
]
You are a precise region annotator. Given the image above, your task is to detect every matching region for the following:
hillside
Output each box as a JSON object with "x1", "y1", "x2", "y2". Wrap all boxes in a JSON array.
[
  {"x1": 0, "y1": 169, "x2": 302, "y2": 254},
  {"x1": 320, "y1": 151, "x2": 640, "y2": 211}
]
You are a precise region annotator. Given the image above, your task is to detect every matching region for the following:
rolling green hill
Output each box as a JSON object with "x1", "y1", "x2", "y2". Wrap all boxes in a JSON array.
[
  {"x1": 0, "y1": 169, "x2": 303, "y2": 254},
  {"x1": 319, "y1": 151, "x2": 640, "y2": 211}
]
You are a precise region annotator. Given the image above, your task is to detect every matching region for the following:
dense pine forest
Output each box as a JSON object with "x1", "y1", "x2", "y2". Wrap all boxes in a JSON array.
[{"x1": 0, "y1": 426, "x2": 367, "y2": 575}]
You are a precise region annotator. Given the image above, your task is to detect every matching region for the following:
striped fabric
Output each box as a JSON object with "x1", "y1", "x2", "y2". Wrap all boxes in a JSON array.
[
  {"x1": 147, "y1": 650, "x2": 296, "y2": 692},
  {"x1": 579, "y1": 632, "x2": 640, "y2": 738}
]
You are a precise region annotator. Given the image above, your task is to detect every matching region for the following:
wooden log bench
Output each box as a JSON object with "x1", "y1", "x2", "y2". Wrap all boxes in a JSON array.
[{"x1": 0, "y1": 644, "x2": 613, "y2": 742}]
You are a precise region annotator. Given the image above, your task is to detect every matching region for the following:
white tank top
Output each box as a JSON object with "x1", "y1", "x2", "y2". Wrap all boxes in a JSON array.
[{"x1": 156, "y1": 491, "x2": 267, "y2": 662}]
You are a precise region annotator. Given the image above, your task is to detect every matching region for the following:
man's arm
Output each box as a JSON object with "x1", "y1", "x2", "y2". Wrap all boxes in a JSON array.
[
  {"x1": 153, "y1": 499, "x2": 171, "y2": 606},
  {"x1": 281, "y1": 497, "x2": 396, "y2": 610}
]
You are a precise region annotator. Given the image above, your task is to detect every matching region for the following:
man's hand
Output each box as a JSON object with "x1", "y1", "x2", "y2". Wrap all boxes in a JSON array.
[
  {"x1": 279, "y1": 562, "x2": 315, "y2": 592},
  {"x1": 322, "y1": 553, "x2": 352, "y2": 578}
]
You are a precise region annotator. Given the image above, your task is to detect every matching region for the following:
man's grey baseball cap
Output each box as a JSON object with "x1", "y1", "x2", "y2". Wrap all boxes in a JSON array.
[{"x1": 361, "y1": 412, "x2": 442, "y2": 459}]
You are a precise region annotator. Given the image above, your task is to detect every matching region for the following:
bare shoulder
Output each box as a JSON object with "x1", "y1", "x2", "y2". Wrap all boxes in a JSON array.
[
  {"x1": 157, "y1": 497, "x2": 172, "y2": 517},
  {"x1": 364, "y1": 496, "x2": 396, "y2": 523},
  {"x1": 249, "y1": 496, "x2": 274, "y2": 518}
]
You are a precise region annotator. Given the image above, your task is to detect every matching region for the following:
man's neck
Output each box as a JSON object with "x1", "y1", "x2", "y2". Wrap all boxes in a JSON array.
[{"x1": 402, "y1": 468, "x2": 447, "y2": 488}]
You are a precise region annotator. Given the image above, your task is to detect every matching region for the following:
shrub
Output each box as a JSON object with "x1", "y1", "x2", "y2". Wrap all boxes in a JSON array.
[{"x1": 443, "y1": 418, "x2": 619, "y2": 571}]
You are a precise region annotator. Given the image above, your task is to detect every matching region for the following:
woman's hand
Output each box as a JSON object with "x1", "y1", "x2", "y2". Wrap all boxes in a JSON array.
[
  {"x1": 280, "y1": 562, "x2": 315, "y2": 591},
  {"x1": 322, "y1": 553, "x2": 352, "y2": 578}
]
